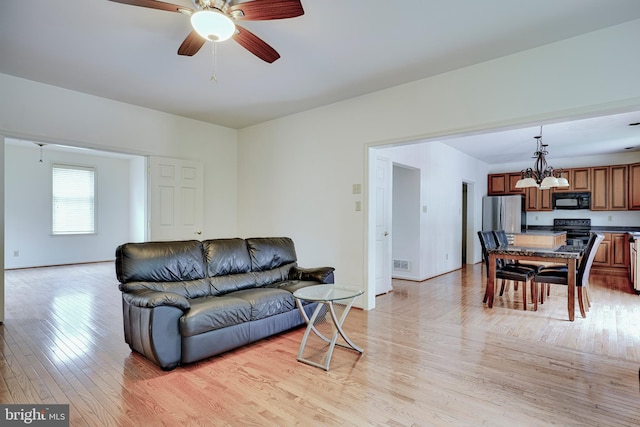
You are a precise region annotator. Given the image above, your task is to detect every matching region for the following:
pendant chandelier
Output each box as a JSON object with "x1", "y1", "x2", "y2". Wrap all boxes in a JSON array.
[{"x1": 515, "y1": 125, "x2": 569, "y2": 190}]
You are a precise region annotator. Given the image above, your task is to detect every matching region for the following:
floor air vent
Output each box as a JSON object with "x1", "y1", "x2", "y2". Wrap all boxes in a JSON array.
[{"x1": 393, "y1": 259, "x2": 410, "y2": 271}]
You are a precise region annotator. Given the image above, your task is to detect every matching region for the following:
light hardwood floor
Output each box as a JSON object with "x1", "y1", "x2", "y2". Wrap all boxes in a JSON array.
[{"x1": 1, "y1": 262, "x2": 640, "y2": 426}]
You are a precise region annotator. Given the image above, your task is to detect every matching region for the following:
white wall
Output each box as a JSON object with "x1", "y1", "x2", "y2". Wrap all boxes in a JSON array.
[
  {"x1": 0, "y1": 73, "x2": 239, "y2": 240},
  {"x1": 392, "y1": 164, "x2": 420, "y2": 280},
  {"x1": 382, "y1": 142, "x2": 489, "y2": 281},
  {"x1": 0, "y1": 74, "x2": 238, "y2": 319},
  {"x1": 129, "y1": 155, "x2": 147, "y2": 242},
  {"x1": 0, "y1": 135, "x2": 4, "y2": 322},
  {"x1": 237, "y1": 19, "x2": 640, "y2": 309},
  {"x1": 4, "y1": 143, "x2": 137, "y2": 268}
]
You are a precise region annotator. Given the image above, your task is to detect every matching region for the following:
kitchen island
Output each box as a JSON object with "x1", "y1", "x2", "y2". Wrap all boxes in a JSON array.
[{"x1": 511, "y1": 231, "x2": 567, "y2": 248}]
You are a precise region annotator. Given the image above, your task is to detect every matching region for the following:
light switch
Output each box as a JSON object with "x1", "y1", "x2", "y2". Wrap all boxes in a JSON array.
[
  {"x1": 352, "y1": 184, "x2": 361, "y2": 194},
  {"x1": 355, "y1": 201, "x2": 361, "y2": 211}
]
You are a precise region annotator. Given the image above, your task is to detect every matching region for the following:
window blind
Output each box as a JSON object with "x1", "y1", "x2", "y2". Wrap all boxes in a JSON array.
[{"x1": 52, "y1": 164, "x2": 96, "y2": 235}]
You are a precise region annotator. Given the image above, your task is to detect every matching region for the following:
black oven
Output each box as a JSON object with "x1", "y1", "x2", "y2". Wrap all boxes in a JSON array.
[
  {"x1": 552, "y1": 192, "x2": 591, "y2": 210},
  {"x1": 553, "y1": 218, "x2": 591, "y2": 247}
]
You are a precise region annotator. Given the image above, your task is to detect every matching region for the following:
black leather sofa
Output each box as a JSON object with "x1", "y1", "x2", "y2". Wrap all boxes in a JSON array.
[{"x1": 115, "y1": 237, "x2": 334, "y2": 370}]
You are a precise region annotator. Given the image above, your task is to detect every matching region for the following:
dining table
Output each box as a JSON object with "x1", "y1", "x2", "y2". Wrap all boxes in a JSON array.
[{"x1": 485, "y1": 245, "x2": 584, "y2": 321}]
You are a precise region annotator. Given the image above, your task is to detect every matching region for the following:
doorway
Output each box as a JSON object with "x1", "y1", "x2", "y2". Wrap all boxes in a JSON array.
[
  {"x1": 3, "y1": 138, "x2": 147, "y2": 269},
  {"x1": 392, "y1": 163, "x2": 420, "y2": 280},
  {"x1": 462, "y1": 183, "x2": 468, "y2": 264}
]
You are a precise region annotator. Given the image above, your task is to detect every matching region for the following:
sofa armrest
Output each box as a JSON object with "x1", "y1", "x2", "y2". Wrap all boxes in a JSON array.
[
  {"x1": 122, "y1": 289, "x2": 190, "y2": 311},
  {"x1": 289, "y1": 266, "x2": 335, "y2": 284}
]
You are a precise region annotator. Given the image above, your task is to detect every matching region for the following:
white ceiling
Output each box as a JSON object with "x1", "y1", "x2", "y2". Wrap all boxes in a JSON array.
[{"x1": 2, "y1": 0, "x2": 640, "y2": 164}]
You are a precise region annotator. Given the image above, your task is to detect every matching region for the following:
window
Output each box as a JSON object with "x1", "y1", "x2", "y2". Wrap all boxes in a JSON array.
[{"x1": 52, "y1": 164, "x2": 96, "y2": 235}]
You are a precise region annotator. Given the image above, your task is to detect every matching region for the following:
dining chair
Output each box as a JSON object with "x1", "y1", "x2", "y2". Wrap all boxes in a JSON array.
[
  {"x1": 477, "y1": 231, "x2": 538, "y2": 310},
  {"x1": 534, "y1": 234, "x2": 599, "y2": 304},
  {"x1": 492, "y1": 229, "x2": 546, "y2": 274},
  {"x1": 533, "y1": 233, "x2": 604, "y2": 318}
]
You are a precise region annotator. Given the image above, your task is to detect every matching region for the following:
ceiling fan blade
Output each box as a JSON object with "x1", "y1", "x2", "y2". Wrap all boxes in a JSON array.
[
  {"x1": 233, "y1": 25, "x2": 280, "y2": 63},
  {"x1": 178, "y1": 30, "x2": 206, "y2": 56},
  {"x1": 107, "y1": 0, "x2": 191, "y2": 13},
  {"x1": 228, "y1": 0, "x2": 304, "y2": 20}
]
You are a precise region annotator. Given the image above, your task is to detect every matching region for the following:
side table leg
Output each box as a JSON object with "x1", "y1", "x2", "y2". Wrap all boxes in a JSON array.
[
  {"x1": 297, "y1": 302, "x2": 332, "y2": 365},
  {"x1": 296, "y1": 297, "x2": 363, "y2": 371},
  {"x1": 328, "y1": 298, "x2": 363, "y2": 353}
]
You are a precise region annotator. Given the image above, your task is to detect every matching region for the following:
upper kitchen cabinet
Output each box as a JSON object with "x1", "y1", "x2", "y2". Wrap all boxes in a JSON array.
[
  {"x1": 571, "y1": 168, "x2": 591, "y2": 192},
  {"x1": 552, "y1": 169, "x2": 572, "y2": 192},
  {"x1": 553, "y1": 167, "x2": 590, "y2": 193},
  {"x1": 525, "y1": 187, "x2": 553, "y2": 211},
  {"x1": 629, "y1": 162, "x2": 640, "y2": 210},
  {"x1": 488, "y1": 173, "x2": 524, "y2": 195},
  {"x1": 591, "y1": 165, "x2": 628, "y2": 211}
]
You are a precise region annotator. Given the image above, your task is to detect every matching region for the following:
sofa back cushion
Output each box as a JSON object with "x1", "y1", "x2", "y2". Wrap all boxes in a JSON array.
[
  {"x1": 253, "y1": 262, "x2": 297, "y2": 286},
  {"x1": 202, "y1": 238, "x2": 251, "y2": 277},
  {"x1": 246, "y1": 237, "x2": 297, "y2": 271},
  {"x1": 115, "y1": 240, "x2": 206, "y2": 283},
  {"x1": 120, "y1": 278, "x2": 211, "y2": 299},
  {"x1": 209, "y1": 272, "x2": 258, "y2": 296}
]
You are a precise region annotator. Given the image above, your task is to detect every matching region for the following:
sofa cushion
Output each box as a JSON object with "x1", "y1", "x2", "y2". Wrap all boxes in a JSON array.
[
  {"x1": 179, "y1": 296, "x2": 251, "y2": 337},
  {"x1": 231, "y1": 288, "x2": 296, "y2": 321},
  {"x1": 246, "y1": 237, "x2": 297, "y2": 271},
  {"x1": 265, "y1": 279, "x2": 320, "y2": 294},
  {"x1": 202, "y1": 238, "x2": 252, "y2": 277},
  {"x1": 208, "y1": 272, "x2": 257, "y2": 296},
  {"x1": 120, "y1": 278, "x2": 211, "y2": 299},
  {"x1": 252, "y1": 262, "x2": 296, "y2": 287},
  {"x1": 116, "y1": 240, "x2": 206, "y2": 283}
]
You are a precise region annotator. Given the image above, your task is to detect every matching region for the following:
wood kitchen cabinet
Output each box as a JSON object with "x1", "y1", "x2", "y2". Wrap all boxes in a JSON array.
[
  {"x1": 591, "y1": 165, "x2": 628, "y2": 211},
  {"x1": 612, "y1": 233, "x2": 629, "y2": 268},
  {"x1": 571, "y1": 168, "x2": 591, "y2": 192},
  {"x1": 552, "y1": 167, "x2": 590, "y2": 192},
  {"x1": 488, "y1": 173, "x2": 524, "y2": 195},
  {"x1": 594, "y1": 233, "x2": 611, "y2": 266},
  {"x1": 487, "y1": 163, "x2": 638, "y2": 210},
  {"x1": 552, "y1": 169, "x2": 572, "y2": 192},
  {"x1": 610, "y1": 165, "x2": 628, "y2": 210},
  {"x1": 593, "y1": 232, "x2": 629, "y2": 271},
  {"x1": 629, "y1": 163, "x2": 640, "y2": 210},
  {"x1": 525, "y1": 187, "x2": 552, "y2": 211}
]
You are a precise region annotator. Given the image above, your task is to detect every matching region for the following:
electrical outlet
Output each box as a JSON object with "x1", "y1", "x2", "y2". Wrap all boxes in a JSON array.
[
  {"x1": 352, "y1": 184, "x2": 361, "y2": 194},
  {"x1": 608, "y1": 215, "x2": 612, "y2": 221},
  {"x1": 13, "y1": 250, "x2": 19, "y2": 257},
  {"x1": 355, "y1": 201, "x2": 361, "y2": 211}
]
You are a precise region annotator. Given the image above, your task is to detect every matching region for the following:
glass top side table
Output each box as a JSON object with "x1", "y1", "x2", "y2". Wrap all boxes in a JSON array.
[{"x1": 293, "y1": 284, "x2": 364, "y2": 371}]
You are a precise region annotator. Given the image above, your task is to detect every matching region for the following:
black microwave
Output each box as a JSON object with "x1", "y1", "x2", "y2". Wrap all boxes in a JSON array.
[{"x1": 552, "y1": 192, "x2": 591, "y2": 210}]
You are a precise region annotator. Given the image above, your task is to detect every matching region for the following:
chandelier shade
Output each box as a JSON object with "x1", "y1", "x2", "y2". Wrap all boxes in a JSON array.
[
  {"x1": 191, "y1": 10, "x2": 236, "y2": 42},
  {"x1": 515, "y1": 125, "x2": 569, "y2": 190}
]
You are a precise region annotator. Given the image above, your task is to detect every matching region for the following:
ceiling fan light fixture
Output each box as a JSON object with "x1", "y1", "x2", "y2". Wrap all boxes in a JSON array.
[{"x1": 191, "y1": 10, "x2": 236, "y2": 42}]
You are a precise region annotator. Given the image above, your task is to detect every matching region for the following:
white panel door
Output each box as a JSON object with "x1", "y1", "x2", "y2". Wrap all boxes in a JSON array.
[
  {"x1": 149, "y1": 156, "x2": 203, "y2": 241},
  {"x1": 375, "y1": 156, "x2": 393, "y2": 295}
]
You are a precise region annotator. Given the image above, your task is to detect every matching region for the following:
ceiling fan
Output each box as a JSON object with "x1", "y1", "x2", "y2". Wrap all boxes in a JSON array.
[{"x1": 107, "y1": 0, "x2": 304, "y2": 63}]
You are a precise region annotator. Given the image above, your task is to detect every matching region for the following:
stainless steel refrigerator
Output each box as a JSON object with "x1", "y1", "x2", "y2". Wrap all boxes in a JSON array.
[{"x1": 482, "y1": 195, "x2": 526, "y2": 233}]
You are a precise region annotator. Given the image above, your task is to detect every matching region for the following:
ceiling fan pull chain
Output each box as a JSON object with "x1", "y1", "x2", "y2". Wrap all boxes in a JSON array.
[{"x1": 210, "y1": 41, "x2": 218, "y2": 83}]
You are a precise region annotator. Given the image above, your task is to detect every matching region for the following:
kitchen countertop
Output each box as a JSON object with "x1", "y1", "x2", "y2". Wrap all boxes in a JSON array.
[
  {"x1": 527, "y1": 225, "x2": 640, "y2": 233},
  {"x1": 512, "y1": 230, "x2": 566, "y2": 236}
]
